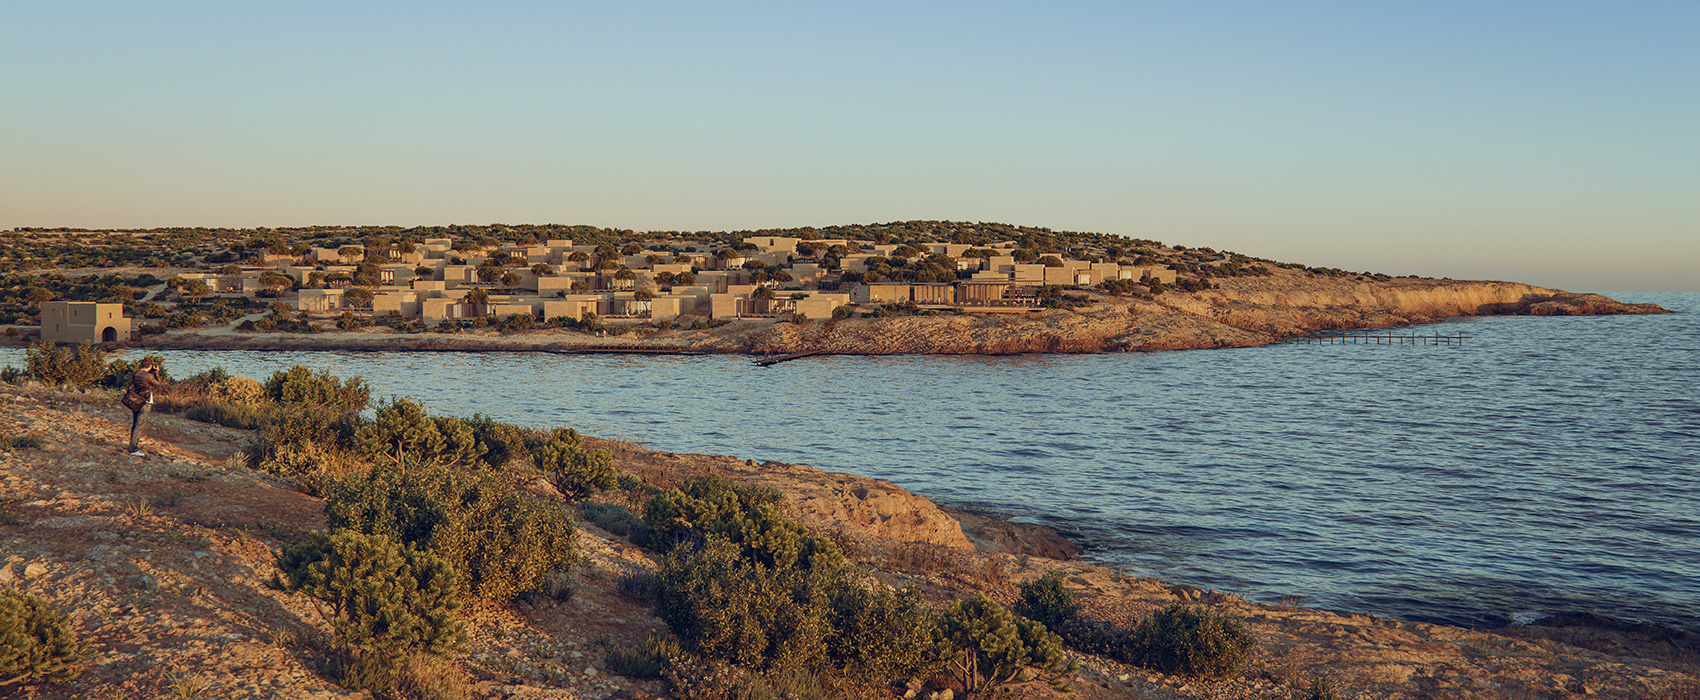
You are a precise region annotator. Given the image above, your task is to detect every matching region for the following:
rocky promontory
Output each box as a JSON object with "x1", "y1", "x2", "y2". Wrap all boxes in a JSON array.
[{"x1": 117, "y1": 272, "x2": 1667, "y2": 357}]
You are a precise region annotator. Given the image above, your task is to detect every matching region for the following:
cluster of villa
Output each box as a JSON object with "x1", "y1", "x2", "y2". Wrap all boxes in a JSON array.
[{"x1": 169, "y1": 236, "x2": 1181, "y2": 325}]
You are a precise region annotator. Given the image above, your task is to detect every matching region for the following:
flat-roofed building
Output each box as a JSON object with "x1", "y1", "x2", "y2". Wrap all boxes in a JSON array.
[{"x1": 39, "y1": 301, "x2": 130, "y2": 343}]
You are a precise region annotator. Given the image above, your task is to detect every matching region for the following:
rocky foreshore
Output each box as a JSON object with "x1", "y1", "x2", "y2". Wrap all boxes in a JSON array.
[
  {"x1": 1, "y1": 383, "x2": 1695, "y2": 699},
  {"x1": 97, "y1": 275, "x2": 1667, "y2": 357}
]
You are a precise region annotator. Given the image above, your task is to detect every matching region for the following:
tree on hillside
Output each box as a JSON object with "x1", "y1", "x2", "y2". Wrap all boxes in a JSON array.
[
  {"x1": 337, "y1": 246, "x2": 364, "y2": 264},
  {"x1": 343, "y1": 287, "x2": 375, "y2": 309},
  {"x1": 178, "y1": 279, "x2": 210, "y2": 302},
  {"x1": 259, "y1": 272, "x2": 294, "y2": 293}
]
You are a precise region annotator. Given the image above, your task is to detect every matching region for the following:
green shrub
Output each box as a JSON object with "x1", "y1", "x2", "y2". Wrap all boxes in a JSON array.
[
  {"x1": 465, "y1": 413, "x2": 530, "y2": 470},
  {"x1": 326, "y1": 463, "x2": 578, "y2": 603},
  {"x1": 640, "y1": 475, "x2": 842, "y2": 572},
  {"x1": 252, "y1": 405, "x2": 361, "y2": 468},
  {"x1": 659, "y1": 651, "x2": 746, "y2": 700},
  {"x1": 579, "y1": 501, "x2": 642, "y2": 537},
  {"x1": 0, "y1": 435, "x2": 47, "y2": 451},
  {"x1": 390, "y1": 653, "x2": 468, "y2": 700},
  {"x1": 935, "y1": 594, "x2": 1075, "y2": 699},
  {"x1": 1013, "y1": 570, "x2": 1080, "y2": 630},
  {"x1": 256, "y1": 440, "x2": 363, "y2": 497},
  {"x1": 1124, "y1": 604, "x2": 1255, "y2": 678},
  {"x1": 530, "y1": 428, "x2": 615, "y2": 501},
  {"x1": 275, "y1": 530, "x2": 464, "y2": 690},
  {"x1": 827, "y1": 584, "x2": 945, "y2": 682},
  {"x1": 205, "y1": 375, "x2": 266, "y2": 406},
  {"x1": 24, "y1": 341, "x2": 106, "y2": 388},
  {"x1": 185, "y1": 402, "x2": 271, "y2": 430},
  {"x1": 353, "y1": 398, "x2": 485, "y2": 468},
  {"x1": 1297, "y1": 677, "x2": 1339, "y2": 700},
  {"x1": 0, "y1": 590, "x2": 89, "y2": 688},
  {"x1": 263, "y1": 365, "x2": 370, "y2": 413},
  {"x1": 651, "y1": 539, "x2": 835, "y2": 674},
  {"x1": 604, "y1": 631, "x2": 681, "y2": 679}
]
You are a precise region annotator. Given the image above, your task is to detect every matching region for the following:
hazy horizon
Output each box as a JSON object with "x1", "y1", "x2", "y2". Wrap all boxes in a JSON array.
[{"x1": 4, "y1": 2, "x2": 1695, "y2": 292}]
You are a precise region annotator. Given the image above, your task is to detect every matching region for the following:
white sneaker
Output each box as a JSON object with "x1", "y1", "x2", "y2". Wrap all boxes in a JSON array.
[{"x1": 130, "y1": 450, "x2": 145, "y2": 456}]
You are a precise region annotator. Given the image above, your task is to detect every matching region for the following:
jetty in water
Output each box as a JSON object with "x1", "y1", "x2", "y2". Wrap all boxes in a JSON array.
[{"x1": 1284, "y1": 330, "x2": 1471, "y2": 346}]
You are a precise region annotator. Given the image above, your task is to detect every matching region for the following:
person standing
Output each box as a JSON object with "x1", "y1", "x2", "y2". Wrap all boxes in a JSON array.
[{"x1": 122, "y1": 357, "x2": 163, "y2": 456}]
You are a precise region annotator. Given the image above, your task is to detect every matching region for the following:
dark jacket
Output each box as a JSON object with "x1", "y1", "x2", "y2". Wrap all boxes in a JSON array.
[{"x1": 125, "y1": 368, "x2": 162, "y2": 408}]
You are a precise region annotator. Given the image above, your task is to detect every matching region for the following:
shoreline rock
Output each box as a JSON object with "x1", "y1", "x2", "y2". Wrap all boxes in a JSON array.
[{"x1": 55, "y1": 275, "x2": 1663, "y2": 356}]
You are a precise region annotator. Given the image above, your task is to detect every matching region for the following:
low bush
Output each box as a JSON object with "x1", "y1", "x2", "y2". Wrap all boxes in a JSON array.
[
  {"x1": 275, "y1": 530, "x2": 464, "y2": 692},
  {"x1": 465, "y1": 413, "x2": 531, "y2": 470},
  {"x1": 651, "y1": 539, "x2": 836, "y2": 673},
  {"x1": 651, "y1": 536, "x2": 941, "y2": 688},
  {"x1": 204, "y1": 374, "x2": 266, "y2": 406},
  {"x1": 1013, "y1": 570, "x2": 1080, "y2": 630},
  {"x1": 0, "y1": 589, "x2": 89, "y2": 688},
  {"x1": 24, "y1": 341, "x2": 106, "y2": 388},
  {"x1": 1297, "y1": 677, "x2": 1340, "y2": 700},
  {"x1": 256, "y1": 440, "x2": 366, "y2": 497},
  {"x1": 604, "y1": 631, "x2": 681, "y2": 679},
  {"x1": 828, "y1": 583, "x2": 945, "y2": 681},
  {"x1": 579, "y1": 501, "x2": 642, "y2": 537},
  {"x1": 935, "y1": 594, "x2": 1075, "y2": 699},
  {"x1": 326, "y1": 463, "x2": 578, "y2": 603},
  {"x1": 260, "y1": 405, "x2": 361, "y2": 454},
  {"x1": 264, "y1": 365, "x2": 370, "y2": 413},
  {"x1": 185, "y1": 402, "x2": 271, "y2": 430},
  {"x1": 1124, "y1": 604, "x2": 1255, "y2": 678},
  {"x1": 0, "y1": 434, "x2": 47, "y2": 451},
  {"x1": 640, "y1": 475, "x2": 842, "y2": 572},
  {"x1": 530, "y1": 428, "x2": 615, "y2": 501},
  {"x1": 353, "y1": 398, "x2": 485, "y2": 468}
]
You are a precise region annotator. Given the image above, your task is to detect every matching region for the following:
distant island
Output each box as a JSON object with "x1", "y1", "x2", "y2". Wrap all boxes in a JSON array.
[{"x1": 0, "y1": 221, "x2": 1667, "y2": 353}]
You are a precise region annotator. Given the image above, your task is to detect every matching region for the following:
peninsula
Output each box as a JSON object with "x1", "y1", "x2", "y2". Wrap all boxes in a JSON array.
[{"x1": 0, "y1": 221, "x2": 1666, "y2": 352}]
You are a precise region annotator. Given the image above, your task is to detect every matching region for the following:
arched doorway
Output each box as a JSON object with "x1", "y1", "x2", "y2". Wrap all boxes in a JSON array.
[{"x1": 102, "y1": 326, "x2": 118, "y2": 342}]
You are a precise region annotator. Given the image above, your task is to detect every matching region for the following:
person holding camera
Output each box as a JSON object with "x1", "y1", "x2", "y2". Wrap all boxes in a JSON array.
[{"x1": 120, "y1": 357, "x2": 163, "y2": 456}]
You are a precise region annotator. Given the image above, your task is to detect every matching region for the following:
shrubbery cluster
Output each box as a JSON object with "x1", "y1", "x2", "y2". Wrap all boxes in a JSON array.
[
  {"x1": 274, "y1": 530, "x2": 464, "y2": 693},
  {"x1": 635, "y1": 475, "x2": 1078, "y2": 700},
  {"x1": 0, "y1": 590, "x2": 88, "y2": 690},
  {"x1": 326, "y1": 462, "x2": 577, "y2": 603},
  {"x1": 1011, "y1": 570, "x2": 1257, "y2": 680}
]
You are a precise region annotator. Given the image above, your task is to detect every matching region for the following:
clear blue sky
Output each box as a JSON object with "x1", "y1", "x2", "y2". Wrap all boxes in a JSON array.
[{"x1": 3, "y1": 1, "x2": 1695, "y2": 291}]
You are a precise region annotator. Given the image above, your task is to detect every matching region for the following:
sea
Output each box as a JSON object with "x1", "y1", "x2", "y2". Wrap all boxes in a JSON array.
[{"x1": 5, "y1": 291, "x2": 1695, "y2": 632}]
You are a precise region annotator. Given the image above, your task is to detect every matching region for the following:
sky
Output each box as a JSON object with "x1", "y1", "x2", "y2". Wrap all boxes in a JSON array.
[{"x1": 3, "y1": 1, "x2": 1695, "y2": 292}]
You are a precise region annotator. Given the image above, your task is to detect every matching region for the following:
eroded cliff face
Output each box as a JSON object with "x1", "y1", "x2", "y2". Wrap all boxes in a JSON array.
[{"x1": 721, "y1": 274, "x2": 1666, "y2": 356}]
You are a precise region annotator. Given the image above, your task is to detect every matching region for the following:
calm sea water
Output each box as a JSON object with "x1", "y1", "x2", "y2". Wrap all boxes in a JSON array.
[{"x1": 7, "y1": 292, "x2": 1695, "y2": 631}]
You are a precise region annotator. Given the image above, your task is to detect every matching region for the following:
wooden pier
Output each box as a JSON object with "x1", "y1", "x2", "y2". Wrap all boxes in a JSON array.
[
  {"x1": 1283, "y1": 331, "x2": 1471, "y2": 346},
  {"x1": 542, "y1": 345, "x2": 706, "y2": 355},
  {"x1": 754, "y1": 350, "x2": 825, "y2": 367}
]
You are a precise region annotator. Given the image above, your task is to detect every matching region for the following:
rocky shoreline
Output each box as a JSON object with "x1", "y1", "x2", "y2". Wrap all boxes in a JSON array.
[
  {"x1": 1, "y1": 383, "x2": 1696, "y2": 698},
  {"x1": 68, "y1": 275, "x2": 1664, "y2": 357}
]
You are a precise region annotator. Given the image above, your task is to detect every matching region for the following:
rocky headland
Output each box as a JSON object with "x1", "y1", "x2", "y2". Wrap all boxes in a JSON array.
[
  {"x1": 1, "y1": 383, "x2": 1695, "y2": 699},
  {"x1": 116, "y1": 272, "x2": 1668, "y2": 356}
]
